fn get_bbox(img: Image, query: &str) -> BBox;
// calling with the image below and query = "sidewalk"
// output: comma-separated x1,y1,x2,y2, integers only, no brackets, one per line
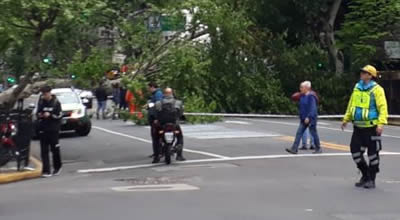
0,143,42,184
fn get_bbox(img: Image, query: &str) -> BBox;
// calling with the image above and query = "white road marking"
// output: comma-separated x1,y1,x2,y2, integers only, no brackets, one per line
180,124,280,140
111,184,199,192
92,126,230,159
186,131,280,139
77,151,400,174
245,119,400,139
225,120,251,125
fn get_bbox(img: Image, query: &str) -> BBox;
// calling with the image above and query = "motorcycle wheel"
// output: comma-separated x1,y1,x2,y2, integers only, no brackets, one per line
165,144,172,165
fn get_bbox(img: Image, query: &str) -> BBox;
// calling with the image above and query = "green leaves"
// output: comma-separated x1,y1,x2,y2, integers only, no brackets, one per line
338,0,400,69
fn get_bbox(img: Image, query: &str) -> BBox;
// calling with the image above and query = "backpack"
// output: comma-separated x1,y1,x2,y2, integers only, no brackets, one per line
159,100,178,124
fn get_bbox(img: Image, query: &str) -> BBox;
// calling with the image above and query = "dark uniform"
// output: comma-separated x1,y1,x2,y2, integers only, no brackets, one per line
37,95,63,175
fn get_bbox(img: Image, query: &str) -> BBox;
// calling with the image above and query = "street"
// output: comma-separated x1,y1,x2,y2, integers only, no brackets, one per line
1,118,400,220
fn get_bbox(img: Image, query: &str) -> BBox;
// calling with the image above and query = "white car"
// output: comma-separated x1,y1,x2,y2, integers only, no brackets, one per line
32,88,92,137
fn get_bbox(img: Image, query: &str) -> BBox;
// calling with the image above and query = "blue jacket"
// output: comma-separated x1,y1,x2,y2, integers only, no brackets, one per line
299,92,318,124
148,89,163,120
150,89,163,103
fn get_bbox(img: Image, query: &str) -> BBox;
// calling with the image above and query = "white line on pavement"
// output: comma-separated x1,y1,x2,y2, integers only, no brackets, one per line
92,126,230,159
245,119,400,139
224,120,251,125
77,151,400,174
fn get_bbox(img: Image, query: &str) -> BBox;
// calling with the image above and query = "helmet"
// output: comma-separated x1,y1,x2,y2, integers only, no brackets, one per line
361,65,378,77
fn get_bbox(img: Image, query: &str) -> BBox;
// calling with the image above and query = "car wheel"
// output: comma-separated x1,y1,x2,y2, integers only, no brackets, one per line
76,121,91,136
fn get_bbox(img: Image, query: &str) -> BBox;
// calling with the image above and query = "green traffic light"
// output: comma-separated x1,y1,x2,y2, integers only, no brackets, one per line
43,58,51,64
71,74,76,79
7,77,16,84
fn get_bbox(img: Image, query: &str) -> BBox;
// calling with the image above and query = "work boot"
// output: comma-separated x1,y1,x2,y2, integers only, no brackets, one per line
355,175,369,187
152,156,160,164
176,151,186,161
285,148,298,154
363,180,376,189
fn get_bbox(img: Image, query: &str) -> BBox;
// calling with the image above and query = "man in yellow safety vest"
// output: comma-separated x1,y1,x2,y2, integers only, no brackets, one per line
341,65,388,189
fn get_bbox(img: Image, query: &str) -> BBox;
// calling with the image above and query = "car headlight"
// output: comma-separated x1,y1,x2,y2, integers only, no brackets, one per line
70,108,85,119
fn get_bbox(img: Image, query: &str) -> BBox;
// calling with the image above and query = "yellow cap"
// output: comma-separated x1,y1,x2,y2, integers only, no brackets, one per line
361,65,378,77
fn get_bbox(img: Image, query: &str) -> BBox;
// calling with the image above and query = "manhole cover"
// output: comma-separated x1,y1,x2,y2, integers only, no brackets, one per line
111,184,199,192
152,163,238,172
114,176,190,185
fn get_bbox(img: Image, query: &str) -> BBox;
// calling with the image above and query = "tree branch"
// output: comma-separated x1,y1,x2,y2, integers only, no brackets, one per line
328,0,342,27
4,20,35,30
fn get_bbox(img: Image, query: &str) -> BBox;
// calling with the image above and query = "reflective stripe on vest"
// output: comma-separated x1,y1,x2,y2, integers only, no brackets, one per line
351,85,378,121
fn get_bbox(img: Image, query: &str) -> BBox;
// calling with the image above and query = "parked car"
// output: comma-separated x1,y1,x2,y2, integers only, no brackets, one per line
32,88,92,138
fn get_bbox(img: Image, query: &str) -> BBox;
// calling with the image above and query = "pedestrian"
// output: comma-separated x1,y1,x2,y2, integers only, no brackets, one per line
119,86,128,110
37,86,63,177
95,82,108,119
147,82,163,163
112,83,121,107
341,65,388,189
286,81,322,154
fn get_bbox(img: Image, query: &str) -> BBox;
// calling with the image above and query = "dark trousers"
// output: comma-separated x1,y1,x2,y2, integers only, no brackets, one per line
40,131,62,174
350,126,381,181
150,121,160,157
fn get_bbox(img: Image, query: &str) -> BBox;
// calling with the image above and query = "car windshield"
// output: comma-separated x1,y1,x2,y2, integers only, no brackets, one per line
55,92,80,104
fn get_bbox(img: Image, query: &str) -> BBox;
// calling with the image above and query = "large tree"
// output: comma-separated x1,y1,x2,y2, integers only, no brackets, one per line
0,0,105,108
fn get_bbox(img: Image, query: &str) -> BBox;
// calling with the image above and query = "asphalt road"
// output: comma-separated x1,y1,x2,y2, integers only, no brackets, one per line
1,117,400,220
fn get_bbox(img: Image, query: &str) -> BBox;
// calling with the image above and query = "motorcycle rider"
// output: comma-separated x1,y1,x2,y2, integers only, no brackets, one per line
37,86,63,177
155,88,186,161
147,82,163,163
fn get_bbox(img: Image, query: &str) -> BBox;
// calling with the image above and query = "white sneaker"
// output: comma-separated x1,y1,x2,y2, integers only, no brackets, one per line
53,168,62,176
41,173,52,178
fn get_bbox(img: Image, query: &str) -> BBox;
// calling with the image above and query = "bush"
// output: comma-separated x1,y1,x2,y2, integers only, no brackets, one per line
183,95,221,124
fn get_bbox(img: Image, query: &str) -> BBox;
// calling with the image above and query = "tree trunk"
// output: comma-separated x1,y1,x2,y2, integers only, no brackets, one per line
321,0,344,75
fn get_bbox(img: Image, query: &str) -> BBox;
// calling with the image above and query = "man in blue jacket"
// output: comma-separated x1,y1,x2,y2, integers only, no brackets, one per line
286,81,322,154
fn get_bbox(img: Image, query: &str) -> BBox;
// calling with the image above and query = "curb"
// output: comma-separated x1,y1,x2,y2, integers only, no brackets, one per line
0,156,42,184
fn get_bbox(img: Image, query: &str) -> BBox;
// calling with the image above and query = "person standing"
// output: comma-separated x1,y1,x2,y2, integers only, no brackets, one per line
147,82,163,163
341,65,388,189
37,86,63,177
95,82,108,119
286,81,322,154
119,86,128,110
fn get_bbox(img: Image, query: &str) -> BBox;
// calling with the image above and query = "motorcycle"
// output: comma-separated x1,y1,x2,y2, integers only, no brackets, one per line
159,123,180,165
0,113,22,170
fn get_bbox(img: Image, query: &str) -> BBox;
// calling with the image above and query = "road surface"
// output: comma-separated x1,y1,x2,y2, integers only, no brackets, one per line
1,118,400,220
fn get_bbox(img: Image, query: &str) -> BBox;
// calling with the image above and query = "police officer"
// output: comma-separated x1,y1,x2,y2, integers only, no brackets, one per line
341,65,388,189
147,82,163,163
37,86,63,177
155,88,186,161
